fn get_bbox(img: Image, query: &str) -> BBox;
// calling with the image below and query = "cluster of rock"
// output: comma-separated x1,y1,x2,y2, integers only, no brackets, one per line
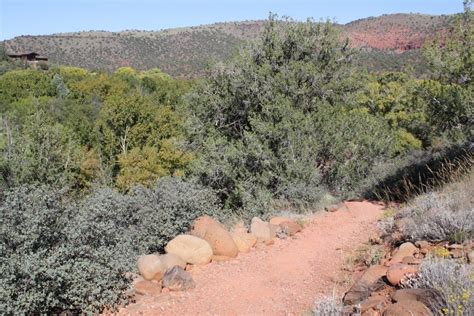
132,215,302,296
343,240,473,315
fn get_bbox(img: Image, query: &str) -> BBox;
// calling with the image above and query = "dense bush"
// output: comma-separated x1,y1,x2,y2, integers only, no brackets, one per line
400,169,473,242
0,177,221,313
408,258,473,315
186,16,400,214
312,294,344,316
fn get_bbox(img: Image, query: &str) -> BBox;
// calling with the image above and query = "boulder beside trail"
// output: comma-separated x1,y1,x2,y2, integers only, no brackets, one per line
383,301,433,316
386,264,418,286
162,266,196,291
392,289,445,313
279,220,302,236
343,265,387,305
250,217,274,242
269,217,292,226
231,231,257,253
137,254,166,281
134,280,162,296
325,202,348,212
390,242,417,264
165,234,213,265
190,216,239,258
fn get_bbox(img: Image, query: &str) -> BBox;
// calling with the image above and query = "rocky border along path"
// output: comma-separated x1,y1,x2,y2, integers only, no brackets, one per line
119,201,385,315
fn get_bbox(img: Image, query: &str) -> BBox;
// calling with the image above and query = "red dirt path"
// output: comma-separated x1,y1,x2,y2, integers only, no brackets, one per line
118,201,385,315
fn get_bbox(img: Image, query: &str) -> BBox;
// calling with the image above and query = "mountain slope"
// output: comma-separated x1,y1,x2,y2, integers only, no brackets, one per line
3,14,453,77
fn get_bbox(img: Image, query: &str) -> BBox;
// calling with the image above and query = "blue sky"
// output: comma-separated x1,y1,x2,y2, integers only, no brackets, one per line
0,0,464,40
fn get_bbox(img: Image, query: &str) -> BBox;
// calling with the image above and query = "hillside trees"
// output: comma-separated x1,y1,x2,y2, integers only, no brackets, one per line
0,66,192,191
421,2,473,143
186,16,398,214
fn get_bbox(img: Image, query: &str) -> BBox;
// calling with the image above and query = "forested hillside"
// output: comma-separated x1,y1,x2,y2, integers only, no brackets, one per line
3,14,452,77
0,4,472,315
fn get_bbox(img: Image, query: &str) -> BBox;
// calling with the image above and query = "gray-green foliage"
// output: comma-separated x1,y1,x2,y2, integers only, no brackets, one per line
0,107,82,189
0,177,221,314
186,15,396,214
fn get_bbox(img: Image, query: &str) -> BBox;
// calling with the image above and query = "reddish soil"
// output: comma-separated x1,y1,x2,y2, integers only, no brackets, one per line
118,201,385,315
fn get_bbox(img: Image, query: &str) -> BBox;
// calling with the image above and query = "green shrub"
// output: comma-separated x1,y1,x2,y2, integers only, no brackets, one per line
401,170,473,243
0,185,130,314
0,177,221,313
408,258,473,315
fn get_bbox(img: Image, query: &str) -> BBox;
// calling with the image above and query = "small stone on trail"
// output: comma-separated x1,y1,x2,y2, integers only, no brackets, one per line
162,266,196,291
134,280,162,296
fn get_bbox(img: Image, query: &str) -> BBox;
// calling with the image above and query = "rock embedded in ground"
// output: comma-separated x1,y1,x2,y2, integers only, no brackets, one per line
190,215,239,258
250,217,274,242
325,202,348,212
231,231,257,253
360,296,387,313
390,242,417,264
280,220,302,236
386,264,418,286
383,301,433,316
269,216,292,226
134,280,162,296
343,265,387,305
165,234,213,265
162,266,196,291
392,288,445,313
137,254,166,281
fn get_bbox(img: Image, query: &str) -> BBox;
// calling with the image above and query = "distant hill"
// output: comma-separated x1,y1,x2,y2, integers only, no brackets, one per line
3,14,453,77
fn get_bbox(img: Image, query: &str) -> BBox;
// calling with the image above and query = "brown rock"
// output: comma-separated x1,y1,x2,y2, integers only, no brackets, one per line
269,216,292,226
190,216,239,258
390,242,416,263
362,308,380,316
250,217,273,242
343,265,387,305
386,264,418,286
468,250,474,263
383,301,432,316
134,280,162,296
415,240,430,249
232,221,248,234
392,288,444,313
160,253,186,270
401,256,416,265
325,202,348,212
279,220,302,236
360,296,387,312
165,234,213,265
231,231,256,253
162,266,195,291
137,254,166,281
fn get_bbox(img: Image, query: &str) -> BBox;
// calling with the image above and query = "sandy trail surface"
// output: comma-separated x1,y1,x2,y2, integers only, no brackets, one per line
118,201,385,315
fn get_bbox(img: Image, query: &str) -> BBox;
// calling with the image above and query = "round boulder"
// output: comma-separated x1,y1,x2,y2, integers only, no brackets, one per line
231,231,257,253
134,280,162,296
391,242,417,264
269,216,292,226
250,217,273,242
387,264,418,286
165,234,213,265
162,266,195,291
383,301,432,316
137,254,166,281
190,216,239,258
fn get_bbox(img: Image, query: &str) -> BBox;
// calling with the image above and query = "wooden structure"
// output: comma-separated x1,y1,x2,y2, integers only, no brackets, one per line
7,52,48,68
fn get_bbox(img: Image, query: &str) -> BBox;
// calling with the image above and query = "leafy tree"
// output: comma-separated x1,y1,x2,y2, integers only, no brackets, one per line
186,15,392,213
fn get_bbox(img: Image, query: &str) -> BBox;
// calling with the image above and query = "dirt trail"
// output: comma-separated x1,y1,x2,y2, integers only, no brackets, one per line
119,201,385,316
